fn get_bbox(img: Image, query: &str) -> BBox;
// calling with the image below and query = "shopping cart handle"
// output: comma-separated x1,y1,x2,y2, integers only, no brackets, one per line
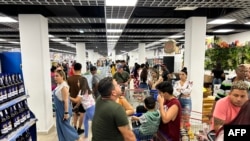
132,113,143,117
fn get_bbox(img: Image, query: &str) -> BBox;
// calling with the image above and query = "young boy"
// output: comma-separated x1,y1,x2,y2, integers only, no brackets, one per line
131,96,161,140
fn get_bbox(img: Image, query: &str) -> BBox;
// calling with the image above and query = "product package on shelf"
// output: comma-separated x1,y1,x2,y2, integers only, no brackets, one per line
0,73,36,141
0,73,25,104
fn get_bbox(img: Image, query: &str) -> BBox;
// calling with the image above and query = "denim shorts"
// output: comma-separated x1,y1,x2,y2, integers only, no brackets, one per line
179,97,192,115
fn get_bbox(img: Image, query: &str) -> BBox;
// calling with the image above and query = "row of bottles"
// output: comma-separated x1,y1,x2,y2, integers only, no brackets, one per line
0,100,30,137
16,130,32,141
0,73,25,104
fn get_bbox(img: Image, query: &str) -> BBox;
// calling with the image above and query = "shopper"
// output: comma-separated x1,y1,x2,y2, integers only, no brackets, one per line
131,96,161,140
70,77,95,141
212,80,249,132
155,81,181,141
139,67,150,90
211,62,224,86
215,100,250,141
113,64,131,86
90,66,101,99
92,77,136,141
67,63,86,134
53,70,83,141
51,65,57,91
173,67,193,129
116,95,135,116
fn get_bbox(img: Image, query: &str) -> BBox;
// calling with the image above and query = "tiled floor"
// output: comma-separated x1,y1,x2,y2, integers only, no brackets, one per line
37,120,92,141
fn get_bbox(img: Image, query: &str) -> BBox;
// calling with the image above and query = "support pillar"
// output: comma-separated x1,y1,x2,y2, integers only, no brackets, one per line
76,43,87,73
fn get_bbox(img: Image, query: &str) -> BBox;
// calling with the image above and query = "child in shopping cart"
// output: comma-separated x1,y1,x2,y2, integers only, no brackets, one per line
131,96,161,141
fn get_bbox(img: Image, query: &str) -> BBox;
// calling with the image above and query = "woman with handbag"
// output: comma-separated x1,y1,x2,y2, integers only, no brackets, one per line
70,77,95,141
173,67,193,129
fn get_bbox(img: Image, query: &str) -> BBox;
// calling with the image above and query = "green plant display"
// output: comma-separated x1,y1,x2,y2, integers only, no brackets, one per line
205,46,250,70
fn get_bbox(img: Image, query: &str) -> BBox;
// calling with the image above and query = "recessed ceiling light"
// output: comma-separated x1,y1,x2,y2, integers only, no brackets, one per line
208,19,236,24
105,0,138,6
0,16,17,23
106,19,128,24
174,7,198,11
213,29,234,33
0,38,6,42
107,29,123,32
107,35,120,38
51,38,64,42
169,35,184,38
79,30,84,33
48,34,54,38
8,41,20,44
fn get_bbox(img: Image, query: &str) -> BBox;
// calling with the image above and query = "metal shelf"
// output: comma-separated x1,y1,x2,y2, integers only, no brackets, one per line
1,118,37,141
0,95,29,111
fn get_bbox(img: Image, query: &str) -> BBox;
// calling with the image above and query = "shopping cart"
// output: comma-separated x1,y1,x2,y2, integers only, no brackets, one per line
188,111,211,141
125,88,150,109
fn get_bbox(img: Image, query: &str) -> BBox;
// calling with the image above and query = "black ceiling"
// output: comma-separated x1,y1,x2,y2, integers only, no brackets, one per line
0,0,250,56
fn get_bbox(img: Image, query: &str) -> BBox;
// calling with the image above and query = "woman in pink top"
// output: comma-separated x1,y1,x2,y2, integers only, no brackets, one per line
70,77,95,140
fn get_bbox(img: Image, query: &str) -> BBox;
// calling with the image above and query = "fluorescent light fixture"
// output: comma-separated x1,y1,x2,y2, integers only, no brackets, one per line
169,35,183,38
178,39,185,42
51,38,64,42
60,42,71,44
107,35,120,38
107,29,123,32
106,19,128,24
213,29,234,33
0,38,6,42
208,19,236,24
244,22,250,25
79,30,84,33
0,17,17,22
48,34,54,38
8,41,20,44
106,0,138,6
174,7,198,11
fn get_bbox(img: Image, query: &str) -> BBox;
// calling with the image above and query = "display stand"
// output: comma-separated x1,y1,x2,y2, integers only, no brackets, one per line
0,52,37,141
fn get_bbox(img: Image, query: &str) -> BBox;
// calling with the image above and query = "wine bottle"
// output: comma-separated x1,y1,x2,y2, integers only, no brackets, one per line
8,74,13,86
2,89,7,103
13,104,20,128
0,89,3,104
0,110,8,135
4,109,12,133
3,74,9,87
25,131,32,141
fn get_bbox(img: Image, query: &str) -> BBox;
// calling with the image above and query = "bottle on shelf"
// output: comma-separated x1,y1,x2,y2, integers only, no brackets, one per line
13,104,21,128
0,74,5,104
3,109,12,133
25,131,32,141
0,110,8,136
8,74,13,86
3,74,9,87
17,102,26,124
2,89,7,103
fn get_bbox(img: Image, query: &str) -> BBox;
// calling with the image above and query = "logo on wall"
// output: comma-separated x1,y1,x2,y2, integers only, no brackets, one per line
164,40,177,54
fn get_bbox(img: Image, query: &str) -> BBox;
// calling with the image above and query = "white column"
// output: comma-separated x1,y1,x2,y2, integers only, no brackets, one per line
87,49,94,64
138,43,146,64
76,43,87,73
184,17,207,120
19,14,53,133
112,49,116,62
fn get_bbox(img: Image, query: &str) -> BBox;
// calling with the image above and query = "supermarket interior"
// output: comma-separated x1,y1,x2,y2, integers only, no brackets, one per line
1,0,250,141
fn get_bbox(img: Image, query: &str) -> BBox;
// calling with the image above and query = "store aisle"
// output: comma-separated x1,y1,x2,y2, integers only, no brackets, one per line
37,120,92,141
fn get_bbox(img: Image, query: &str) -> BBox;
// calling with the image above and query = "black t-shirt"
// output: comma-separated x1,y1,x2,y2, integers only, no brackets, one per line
212,69,224,79
162,70,170,81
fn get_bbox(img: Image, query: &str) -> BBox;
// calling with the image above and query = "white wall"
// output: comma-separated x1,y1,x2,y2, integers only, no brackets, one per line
218,31,250,45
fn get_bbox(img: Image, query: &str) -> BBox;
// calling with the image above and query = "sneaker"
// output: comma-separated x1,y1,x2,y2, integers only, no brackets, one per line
77,128,84,135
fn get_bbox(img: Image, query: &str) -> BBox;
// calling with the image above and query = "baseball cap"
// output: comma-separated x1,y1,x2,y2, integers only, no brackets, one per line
117,64,123,69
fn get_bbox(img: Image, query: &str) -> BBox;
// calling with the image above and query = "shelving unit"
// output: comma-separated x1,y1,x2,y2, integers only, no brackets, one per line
0,95,29,111
2,118,37,141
